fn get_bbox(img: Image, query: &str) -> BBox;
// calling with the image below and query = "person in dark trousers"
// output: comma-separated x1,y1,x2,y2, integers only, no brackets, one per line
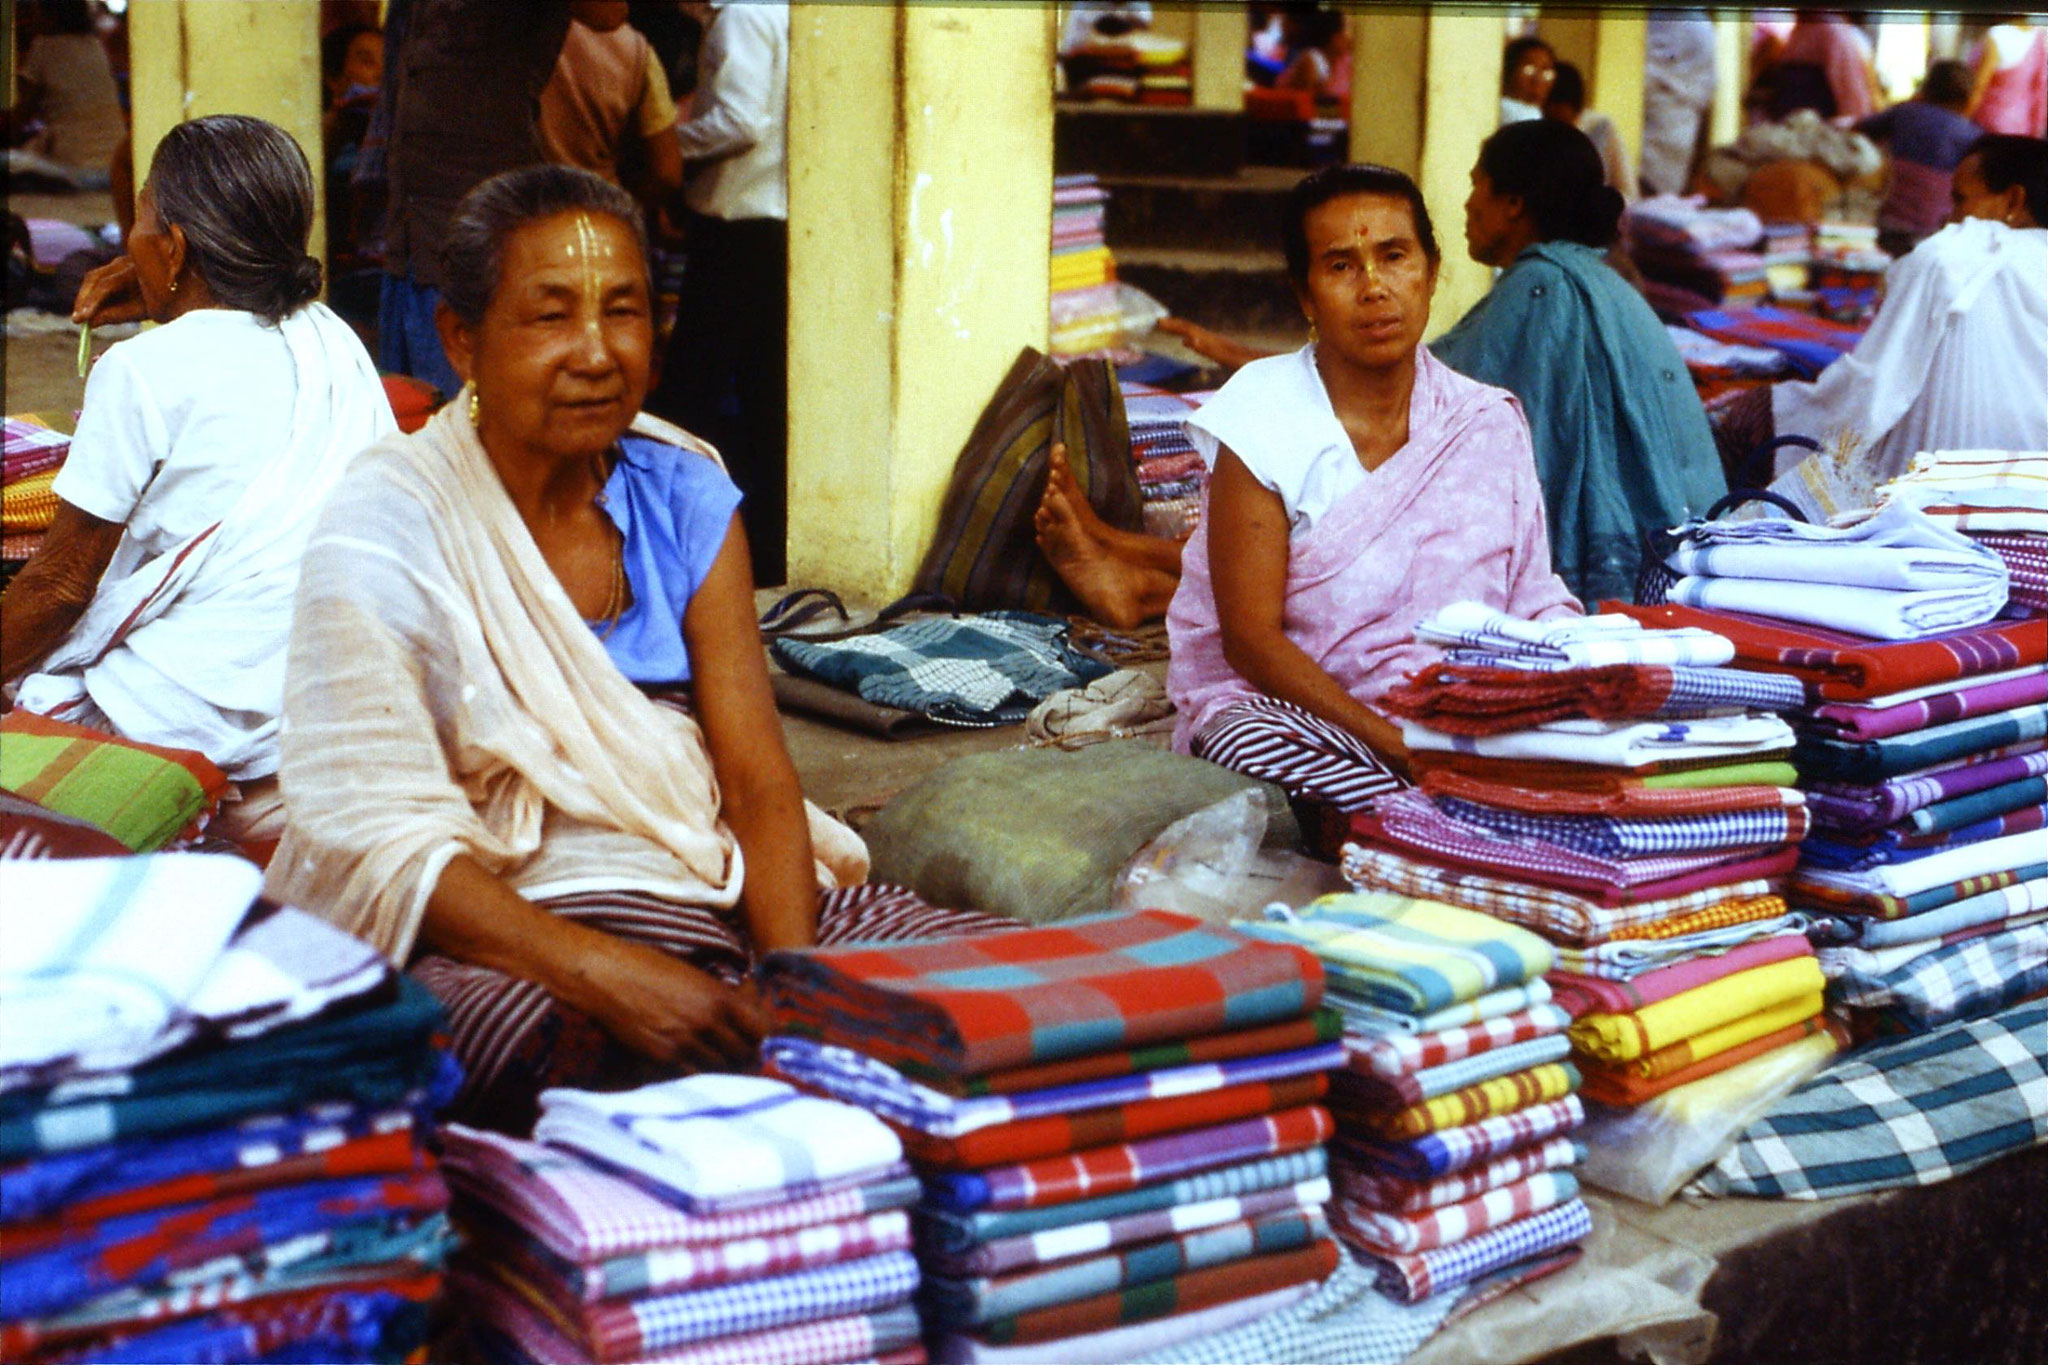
647,1,790,585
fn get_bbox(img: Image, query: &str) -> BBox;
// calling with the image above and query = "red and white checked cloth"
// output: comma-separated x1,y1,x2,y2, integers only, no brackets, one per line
1334,1136,1582,1214
1332,1168,1579,1255
1344,1004,1573,1081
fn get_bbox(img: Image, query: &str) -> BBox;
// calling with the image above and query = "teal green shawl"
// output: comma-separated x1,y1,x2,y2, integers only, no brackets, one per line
1432,242,1727,607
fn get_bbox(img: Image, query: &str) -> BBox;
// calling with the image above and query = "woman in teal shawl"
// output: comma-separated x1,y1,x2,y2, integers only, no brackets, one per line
1433,118,1726,607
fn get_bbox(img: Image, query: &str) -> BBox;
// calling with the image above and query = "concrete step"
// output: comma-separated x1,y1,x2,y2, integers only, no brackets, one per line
1116,246,1301,335
1099,166,1299,253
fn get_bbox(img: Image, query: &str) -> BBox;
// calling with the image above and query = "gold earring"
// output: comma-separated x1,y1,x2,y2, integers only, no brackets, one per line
1308,318,1320,344
168,278,179,295
468,387,481,427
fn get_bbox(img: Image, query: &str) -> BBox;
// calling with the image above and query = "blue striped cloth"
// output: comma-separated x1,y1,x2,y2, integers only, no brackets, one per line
1439,798,1802,858
1363,1198,1594,1302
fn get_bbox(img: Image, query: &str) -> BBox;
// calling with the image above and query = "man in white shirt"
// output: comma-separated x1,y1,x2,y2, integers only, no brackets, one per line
648,0,790,584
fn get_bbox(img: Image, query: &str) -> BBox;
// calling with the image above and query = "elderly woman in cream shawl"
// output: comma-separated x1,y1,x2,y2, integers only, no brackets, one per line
268,165,1009,1132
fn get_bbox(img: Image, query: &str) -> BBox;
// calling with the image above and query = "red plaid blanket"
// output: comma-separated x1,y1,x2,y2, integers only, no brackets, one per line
761,911,1323,1079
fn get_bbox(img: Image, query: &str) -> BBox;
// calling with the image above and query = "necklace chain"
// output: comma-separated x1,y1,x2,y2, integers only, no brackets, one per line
593,447,627,639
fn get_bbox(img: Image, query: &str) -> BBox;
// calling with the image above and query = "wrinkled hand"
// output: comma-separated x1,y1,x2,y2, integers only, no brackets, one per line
569,933,770,1072
1156,316,1230,362
71,257,147,326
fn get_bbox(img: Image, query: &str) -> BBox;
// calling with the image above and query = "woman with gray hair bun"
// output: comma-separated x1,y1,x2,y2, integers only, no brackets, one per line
3,113,394,842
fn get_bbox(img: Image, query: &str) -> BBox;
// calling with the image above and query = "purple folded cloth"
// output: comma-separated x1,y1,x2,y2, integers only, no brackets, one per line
1804,672,2048,743
1808,749,2048,834
1545,932,1814,1018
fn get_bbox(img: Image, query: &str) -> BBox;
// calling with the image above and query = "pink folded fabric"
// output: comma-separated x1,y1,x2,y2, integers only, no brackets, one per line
1344,1004,1575,1081
1545,933,1815,1019
1334,1168,1579,1255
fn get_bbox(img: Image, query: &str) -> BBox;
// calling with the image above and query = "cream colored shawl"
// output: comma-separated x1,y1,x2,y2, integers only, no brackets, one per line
265,400,867,962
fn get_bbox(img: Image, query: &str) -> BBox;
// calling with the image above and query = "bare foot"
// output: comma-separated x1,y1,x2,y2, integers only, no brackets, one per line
1035,477,1149,629
1045,443,1116,544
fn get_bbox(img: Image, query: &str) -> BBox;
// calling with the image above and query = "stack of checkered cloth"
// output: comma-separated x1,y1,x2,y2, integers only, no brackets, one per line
0,855,458,1365
1050,176,1121,359
445,1076,926,1365
1235,895,1592,1305
1120,384,1213,540
1352,604,1837,1111
759,910,1346,1364
2,414,72,581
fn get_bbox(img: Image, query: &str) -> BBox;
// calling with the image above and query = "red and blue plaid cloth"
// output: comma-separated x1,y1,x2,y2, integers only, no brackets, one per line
1683,306,1864,378
1362,1196,1593,1302
1344,1003,1575,1081
1380,661,1807,735
760,910,1324,1079
921,1105,1333,1213
1333,1168,1579,1255
1336,1096,1585,1183
0,1168,448,1323
1832,924,2048,1030
1334,1135,1581,1215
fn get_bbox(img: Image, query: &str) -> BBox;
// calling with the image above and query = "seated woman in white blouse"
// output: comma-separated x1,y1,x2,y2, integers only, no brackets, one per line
1,114,393,839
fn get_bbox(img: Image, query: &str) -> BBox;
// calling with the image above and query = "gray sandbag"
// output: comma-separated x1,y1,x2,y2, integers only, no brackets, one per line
862,739,1301,925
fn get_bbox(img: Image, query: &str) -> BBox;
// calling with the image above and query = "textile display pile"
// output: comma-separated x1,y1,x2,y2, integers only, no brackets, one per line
1120,383,1213,540
1049,175,1120,359
1236,896,1592,1305
443,1077,926,1365
1355,603,1842,1127
0,855,459,1365
1064,30,1193,106
757,910,1354,1364
2,413,72,587
1626,197,1772,309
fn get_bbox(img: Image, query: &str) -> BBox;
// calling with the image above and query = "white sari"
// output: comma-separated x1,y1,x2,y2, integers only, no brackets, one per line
15,303,394,780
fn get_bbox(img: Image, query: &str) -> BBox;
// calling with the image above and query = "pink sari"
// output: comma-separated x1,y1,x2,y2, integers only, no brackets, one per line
1166,347,1578,751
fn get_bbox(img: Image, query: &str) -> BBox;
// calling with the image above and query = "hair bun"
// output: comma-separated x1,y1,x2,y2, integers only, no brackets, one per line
287,253,324,306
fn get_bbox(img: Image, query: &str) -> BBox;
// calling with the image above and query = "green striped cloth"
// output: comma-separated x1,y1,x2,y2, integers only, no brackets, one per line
0,711,226,851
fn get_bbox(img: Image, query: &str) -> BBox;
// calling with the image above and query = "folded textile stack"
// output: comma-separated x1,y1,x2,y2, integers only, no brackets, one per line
1120,384,1214,539
1050,176,1119,358
758,910,1346,1364
1655,499,2011,643
1625,574,2047,1039
1351,604,1832,1112
1627,197,1766,306
1066,31,1191,107
1681,304,1865,379
446,1077,925,1365
1234,895,1592,1305
1872,450,2047,619
0,855,457,1365
2,413,71,582
1663,325,1792,404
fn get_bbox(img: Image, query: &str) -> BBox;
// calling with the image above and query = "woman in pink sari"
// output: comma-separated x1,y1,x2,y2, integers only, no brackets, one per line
1165,164,1579,813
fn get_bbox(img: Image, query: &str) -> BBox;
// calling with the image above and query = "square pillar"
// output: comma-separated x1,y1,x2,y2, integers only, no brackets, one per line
1538,7,1648,181
786,3,1055,602
1711,9,1750,151
126,0,326,268
1189,2,1246,111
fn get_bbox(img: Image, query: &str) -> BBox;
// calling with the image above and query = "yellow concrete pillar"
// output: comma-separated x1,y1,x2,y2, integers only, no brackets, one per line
125,0,325,269
1710,9,1749,151
785,3,1055,602
1537,8,1647,178
1346,9,1427,176
1416,11,1499,338
1189,2,1245,111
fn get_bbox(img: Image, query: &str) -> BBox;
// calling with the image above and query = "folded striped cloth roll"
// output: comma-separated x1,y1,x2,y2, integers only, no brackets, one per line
1547,932,1814,1018
1588,992,1825,1083
1567,956,1825,1064
1348,1063,1580,1141
921,1106,1333,1214
1578,1014,1837,1106
1552,914,1809,980
1344,1003,1573,1080
1328,980,1554,1037
1419,769,1805,819
1378,660,1806,734
923,1207,1329,1329
533,1076,906,1215
922,1178,1332,1280
760,1037,1341,1140
1401,714,1798,770
1832,924,2048,1030
0,468,59,533
1334,1136,1581,1214
1363,1198,1594,1302
1236,894,1553,1015
914,1150,1326,1256
1413,603,1735,669
1334,1169,1579,1255
1339,1097,1585,1184
1805,749,2048,835
1334,1034,1572,1111
1437,798,1810,859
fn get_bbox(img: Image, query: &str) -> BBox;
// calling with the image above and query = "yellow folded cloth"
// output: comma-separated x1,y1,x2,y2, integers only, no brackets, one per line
1369,1062,1578,1140
1,469,60,533
1611,991,1824,1080
1569,954,1825,1064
